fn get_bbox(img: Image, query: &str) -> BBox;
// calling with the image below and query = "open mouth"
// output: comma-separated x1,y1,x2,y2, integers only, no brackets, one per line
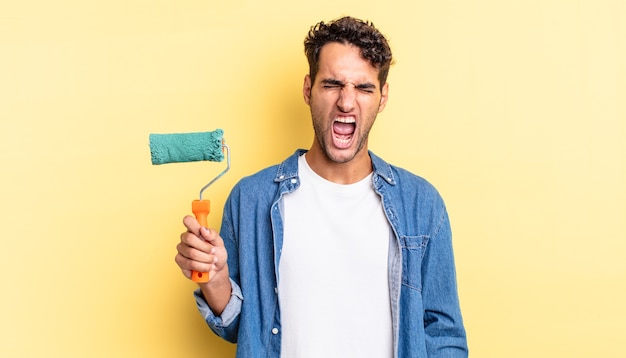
332,117,356,148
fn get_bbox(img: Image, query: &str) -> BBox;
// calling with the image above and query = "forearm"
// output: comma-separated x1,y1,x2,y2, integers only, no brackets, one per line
198,269,233,316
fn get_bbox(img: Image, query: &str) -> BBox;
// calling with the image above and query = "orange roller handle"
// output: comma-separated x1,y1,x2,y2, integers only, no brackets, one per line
191,199,211,283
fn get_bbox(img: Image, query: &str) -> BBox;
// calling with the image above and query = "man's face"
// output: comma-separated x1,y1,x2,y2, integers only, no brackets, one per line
303,42,389,165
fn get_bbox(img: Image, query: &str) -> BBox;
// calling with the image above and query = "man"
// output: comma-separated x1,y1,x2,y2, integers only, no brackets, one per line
175,16,468,357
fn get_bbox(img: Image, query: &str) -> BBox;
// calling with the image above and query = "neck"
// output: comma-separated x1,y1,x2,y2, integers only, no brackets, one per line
304,145,373,185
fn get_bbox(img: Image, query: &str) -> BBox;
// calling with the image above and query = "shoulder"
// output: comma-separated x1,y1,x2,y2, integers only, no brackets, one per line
229,164,279,197
393,165,441,196
229,149,303,196
371,151,442,200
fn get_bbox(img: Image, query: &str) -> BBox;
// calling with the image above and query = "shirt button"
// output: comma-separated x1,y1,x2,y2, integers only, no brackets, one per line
272,328,279,335
290,178,297,184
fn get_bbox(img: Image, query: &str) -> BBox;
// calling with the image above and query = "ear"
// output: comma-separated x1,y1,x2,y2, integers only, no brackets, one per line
377,82,389,113
303,74,312,105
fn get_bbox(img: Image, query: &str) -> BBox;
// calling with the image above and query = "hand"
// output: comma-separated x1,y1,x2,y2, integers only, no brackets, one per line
175,215,229,284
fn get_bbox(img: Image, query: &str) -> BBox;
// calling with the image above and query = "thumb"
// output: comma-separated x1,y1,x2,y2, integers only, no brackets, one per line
200,227,225,247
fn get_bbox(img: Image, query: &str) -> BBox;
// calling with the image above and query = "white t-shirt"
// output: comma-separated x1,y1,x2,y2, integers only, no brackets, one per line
278,154,393,358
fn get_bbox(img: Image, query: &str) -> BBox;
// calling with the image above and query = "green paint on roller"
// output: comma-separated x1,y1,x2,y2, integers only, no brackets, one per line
149,129,224,165
149,128,230,282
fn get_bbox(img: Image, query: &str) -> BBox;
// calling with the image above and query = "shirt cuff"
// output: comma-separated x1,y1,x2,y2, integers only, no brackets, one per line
194,278,243,328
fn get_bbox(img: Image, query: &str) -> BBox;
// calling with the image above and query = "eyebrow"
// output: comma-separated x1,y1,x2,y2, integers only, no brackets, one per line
320,78,377,90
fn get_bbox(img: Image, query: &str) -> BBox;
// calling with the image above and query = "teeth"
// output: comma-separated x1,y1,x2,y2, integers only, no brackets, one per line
335,117,356,124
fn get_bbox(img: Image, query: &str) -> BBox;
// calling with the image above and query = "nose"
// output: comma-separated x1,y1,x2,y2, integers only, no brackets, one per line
336,84,357,112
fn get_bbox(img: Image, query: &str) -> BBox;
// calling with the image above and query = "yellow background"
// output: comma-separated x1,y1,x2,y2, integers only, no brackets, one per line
1,1,625,357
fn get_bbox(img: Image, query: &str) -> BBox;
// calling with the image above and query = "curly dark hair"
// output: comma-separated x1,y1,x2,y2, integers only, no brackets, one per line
304,16,393,87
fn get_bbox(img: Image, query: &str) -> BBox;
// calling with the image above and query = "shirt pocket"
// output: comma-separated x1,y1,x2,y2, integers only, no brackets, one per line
400,235,429,292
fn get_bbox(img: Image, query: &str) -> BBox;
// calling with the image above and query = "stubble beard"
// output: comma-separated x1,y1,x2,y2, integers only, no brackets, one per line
311,112,371,165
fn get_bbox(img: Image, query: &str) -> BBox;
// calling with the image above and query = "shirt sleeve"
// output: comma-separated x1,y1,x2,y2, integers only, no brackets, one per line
193,278,244,342
422,207,468,357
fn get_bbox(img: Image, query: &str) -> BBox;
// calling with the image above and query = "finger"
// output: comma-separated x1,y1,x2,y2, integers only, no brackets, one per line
175,253,213,278
182,215,202,236
180,231,217,264
176,240,214,264
199,227,225,247
180,230,207,248
196,229,228,273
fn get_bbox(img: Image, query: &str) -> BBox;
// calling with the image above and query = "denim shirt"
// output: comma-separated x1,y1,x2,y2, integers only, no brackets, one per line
195,149,468,357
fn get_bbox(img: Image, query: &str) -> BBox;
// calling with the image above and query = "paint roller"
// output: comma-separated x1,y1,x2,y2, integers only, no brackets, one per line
149,129,230,283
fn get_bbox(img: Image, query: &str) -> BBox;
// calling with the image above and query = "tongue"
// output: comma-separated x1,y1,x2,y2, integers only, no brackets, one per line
333,121,355,135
